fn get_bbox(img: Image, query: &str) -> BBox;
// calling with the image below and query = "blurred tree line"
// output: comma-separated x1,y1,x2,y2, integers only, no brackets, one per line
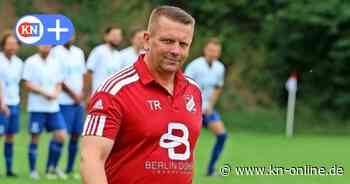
3,0,350,123
157,0,350,122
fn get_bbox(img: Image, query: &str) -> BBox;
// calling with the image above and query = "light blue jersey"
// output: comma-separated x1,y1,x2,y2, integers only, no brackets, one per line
51,45,86,105
0,52,23,106
120,46,139,69
22,54,63,112
86,44,123,92
185,57,225,110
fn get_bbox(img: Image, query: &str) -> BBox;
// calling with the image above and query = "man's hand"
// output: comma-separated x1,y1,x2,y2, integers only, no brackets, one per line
42,92,56,101
204,86,223,116
73,93,84,104
0,103,10,117
62,82,84,104
44,83,62,101
203,105,214,115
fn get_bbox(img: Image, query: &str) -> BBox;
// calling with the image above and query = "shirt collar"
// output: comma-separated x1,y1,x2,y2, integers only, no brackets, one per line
134,54,188,94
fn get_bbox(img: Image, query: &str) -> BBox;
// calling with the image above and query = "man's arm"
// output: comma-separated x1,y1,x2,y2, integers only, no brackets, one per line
0,83,10,116
205,86,223,115
51,83,62,99
85,70,93,97
24,80,55,100
205,65,225,115
62,82,83,104
80,136,114,184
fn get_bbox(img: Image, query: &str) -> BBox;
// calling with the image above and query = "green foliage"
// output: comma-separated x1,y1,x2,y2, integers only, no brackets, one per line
263,0,350,119
5,0,350,125
12,0,37,16
153,0,350,121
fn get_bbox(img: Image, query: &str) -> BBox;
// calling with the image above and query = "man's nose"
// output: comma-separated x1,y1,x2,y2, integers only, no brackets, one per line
170,44,182,55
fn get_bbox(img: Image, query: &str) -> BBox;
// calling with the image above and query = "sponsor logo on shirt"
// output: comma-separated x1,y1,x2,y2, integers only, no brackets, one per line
144,160,193,174
92,99,103,110
159,123,190,160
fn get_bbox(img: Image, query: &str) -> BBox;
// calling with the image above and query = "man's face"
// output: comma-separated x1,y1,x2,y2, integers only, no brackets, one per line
204,42,221,62
131,31,145,50
65,35,75,48
144,16,194,73
3,36,19,56
105,29,122,47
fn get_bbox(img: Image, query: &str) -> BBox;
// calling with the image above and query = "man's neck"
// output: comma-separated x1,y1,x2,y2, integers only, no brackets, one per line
132,45,140,54
39,53,48,61
64,44,71,50
4,53,12,61
144,55,175,95
205,57,214,67
105,43,117,51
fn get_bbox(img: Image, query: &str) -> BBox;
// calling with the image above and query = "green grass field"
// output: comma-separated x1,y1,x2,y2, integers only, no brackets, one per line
0,113,349,184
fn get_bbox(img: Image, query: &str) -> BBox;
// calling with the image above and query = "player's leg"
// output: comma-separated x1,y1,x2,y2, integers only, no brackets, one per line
4,105,20,177
0,112,6,175
65,104,84,175
28,112,44,179
205,111,228,176
59,104,75,173
0,115,4,136
46,112,67,179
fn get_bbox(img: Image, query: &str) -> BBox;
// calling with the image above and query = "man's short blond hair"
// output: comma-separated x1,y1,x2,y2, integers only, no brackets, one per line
147,5,195,34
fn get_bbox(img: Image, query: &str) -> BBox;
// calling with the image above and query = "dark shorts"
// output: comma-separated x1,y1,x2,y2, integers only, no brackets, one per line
0,105,20,135
29,112,66,134
60,104,84,134
202,110,222,128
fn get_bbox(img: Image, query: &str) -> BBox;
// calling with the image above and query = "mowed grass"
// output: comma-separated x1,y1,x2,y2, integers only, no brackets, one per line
0,112,349,184
194,130,350,184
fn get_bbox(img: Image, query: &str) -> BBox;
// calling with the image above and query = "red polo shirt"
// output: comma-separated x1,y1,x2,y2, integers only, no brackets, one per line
83,55,202,184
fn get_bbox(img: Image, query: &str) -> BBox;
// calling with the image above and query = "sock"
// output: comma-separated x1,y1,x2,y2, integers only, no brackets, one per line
208,133,228,175
66,138,79,173
4,142,13,174
28,143,38,172
46,140,55,172
47,139,63,172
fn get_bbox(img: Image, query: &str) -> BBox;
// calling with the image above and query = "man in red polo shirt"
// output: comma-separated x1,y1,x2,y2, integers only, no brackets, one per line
80,5,202,184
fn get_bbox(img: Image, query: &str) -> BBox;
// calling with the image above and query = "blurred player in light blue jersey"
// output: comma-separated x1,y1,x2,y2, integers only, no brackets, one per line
50,35,85,179
86,26,123,93
0,32,22,177
120,27,146,69
185,37,228,176
22,45,67,180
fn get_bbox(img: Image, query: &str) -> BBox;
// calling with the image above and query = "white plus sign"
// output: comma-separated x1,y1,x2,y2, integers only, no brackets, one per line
47,19,69,41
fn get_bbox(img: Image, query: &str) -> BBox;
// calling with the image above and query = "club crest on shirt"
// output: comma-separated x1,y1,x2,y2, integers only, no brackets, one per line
184,94,196,113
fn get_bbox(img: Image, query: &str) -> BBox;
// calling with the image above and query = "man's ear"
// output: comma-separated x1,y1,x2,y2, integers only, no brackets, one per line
143,31,150,51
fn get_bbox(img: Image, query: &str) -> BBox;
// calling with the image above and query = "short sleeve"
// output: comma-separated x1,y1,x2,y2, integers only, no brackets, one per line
86,47,99,72
82,91,123,140
184,62,196,80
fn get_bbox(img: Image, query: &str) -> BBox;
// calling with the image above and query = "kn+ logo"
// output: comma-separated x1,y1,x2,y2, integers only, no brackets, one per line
15,14,74,45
